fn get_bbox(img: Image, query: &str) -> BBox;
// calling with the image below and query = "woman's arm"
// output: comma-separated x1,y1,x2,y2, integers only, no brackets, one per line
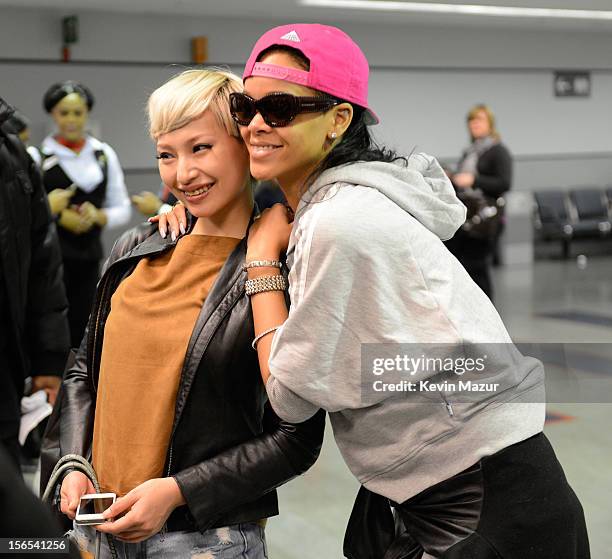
249,265,289,385
95,405,325,541
58,333,95,460
245,204,293,385
172,405,326,533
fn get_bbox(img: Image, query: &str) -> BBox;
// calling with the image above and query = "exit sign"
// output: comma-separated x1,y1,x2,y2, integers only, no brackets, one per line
554,72,591,98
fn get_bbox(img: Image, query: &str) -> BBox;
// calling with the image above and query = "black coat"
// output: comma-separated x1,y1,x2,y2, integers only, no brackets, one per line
0,446,80,558
472,143,513,199
41,214,325,533
0,97,69,434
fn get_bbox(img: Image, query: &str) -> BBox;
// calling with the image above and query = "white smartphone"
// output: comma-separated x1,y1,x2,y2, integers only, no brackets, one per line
75,493,116,525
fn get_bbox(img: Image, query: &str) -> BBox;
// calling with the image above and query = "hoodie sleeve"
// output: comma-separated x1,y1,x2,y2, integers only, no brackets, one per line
265,211,372,422
265,192,439,423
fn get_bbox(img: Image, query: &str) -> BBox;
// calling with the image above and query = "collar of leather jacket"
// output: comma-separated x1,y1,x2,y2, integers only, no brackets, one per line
119,204,260,262
86,205,264,397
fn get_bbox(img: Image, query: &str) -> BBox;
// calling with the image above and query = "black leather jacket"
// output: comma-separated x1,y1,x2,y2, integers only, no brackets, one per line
48,215,325,532
0,98,69,430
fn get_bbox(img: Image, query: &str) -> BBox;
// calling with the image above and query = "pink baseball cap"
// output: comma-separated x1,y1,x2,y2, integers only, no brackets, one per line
243,23,379,125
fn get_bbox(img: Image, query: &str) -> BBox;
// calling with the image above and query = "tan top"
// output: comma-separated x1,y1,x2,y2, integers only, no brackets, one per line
92,234,240,496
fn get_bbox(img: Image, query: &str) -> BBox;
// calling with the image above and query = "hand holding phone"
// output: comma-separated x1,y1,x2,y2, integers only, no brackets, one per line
75,493,117,525
60,471,95,520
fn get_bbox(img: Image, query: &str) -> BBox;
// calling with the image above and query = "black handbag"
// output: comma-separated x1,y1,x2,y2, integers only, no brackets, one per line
456,189,504,240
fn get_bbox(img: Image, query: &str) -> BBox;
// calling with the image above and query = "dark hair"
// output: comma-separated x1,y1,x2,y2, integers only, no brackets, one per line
43,81,95,113
3,109,29,135
256,44,310,70
314,103,406,179
255,45,406,185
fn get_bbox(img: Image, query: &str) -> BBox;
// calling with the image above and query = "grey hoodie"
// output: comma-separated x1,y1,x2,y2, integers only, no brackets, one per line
266,153,545,502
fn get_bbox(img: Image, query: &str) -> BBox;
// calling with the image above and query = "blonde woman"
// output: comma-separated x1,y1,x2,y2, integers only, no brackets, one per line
42,68,324,558
446,104,513,299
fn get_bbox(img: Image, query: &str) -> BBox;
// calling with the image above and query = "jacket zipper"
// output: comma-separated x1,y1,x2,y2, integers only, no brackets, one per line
163,283,244,483
161,443,174,537
440,392,454,417
165,444,174,477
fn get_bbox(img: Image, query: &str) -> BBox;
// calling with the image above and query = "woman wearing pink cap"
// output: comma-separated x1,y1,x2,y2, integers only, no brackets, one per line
160,24,589,559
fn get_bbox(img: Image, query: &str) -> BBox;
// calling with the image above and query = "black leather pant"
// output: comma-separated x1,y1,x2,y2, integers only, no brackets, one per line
392,433,590,558
345,433,590,559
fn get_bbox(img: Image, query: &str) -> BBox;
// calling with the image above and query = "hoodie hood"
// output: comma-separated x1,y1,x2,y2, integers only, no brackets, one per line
302,153,466,241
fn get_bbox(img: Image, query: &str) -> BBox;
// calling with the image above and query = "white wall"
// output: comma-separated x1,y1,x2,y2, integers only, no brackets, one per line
3,6,612,68
2,1,611,258
2,7,611,185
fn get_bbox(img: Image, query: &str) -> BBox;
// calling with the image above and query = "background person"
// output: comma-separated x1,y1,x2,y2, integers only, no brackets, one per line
445,104,513,299
131,183,177,217
36,80,131,346
0,97,69,472
0,107,41,163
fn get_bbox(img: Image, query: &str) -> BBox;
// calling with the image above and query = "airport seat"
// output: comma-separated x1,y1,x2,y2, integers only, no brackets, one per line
533,191,574,258
569,188,612,238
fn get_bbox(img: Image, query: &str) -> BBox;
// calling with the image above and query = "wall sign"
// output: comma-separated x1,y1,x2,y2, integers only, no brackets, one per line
554,72,591,98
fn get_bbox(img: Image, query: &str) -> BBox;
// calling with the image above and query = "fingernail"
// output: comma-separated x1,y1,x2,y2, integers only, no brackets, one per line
147,217,153,222
180,223,186,235
160,227,167,238
171,231,177,242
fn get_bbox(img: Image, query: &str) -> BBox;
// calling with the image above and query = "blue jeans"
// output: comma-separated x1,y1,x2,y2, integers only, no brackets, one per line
70,521,268,558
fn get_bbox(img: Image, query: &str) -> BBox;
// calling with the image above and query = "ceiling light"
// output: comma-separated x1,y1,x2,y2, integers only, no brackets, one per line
300,0,612,21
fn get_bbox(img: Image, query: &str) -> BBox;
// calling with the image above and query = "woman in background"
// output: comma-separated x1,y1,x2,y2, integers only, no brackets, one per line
35,81,131,346
446,104,513,300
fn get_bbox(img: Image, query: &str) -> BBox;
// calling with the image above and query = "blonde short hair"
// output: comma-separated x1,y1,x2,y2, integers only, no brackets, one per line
467,104,500,141
148,68,242,140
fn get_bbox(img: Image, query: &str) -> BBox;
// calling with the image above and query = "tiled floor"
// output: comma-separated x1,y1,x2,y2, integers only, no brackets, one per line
266,256,612,558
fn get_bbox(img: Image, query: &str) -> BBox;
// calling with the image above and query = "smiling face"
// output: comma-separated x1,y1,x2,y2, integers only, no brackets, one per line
240,51,344,194
51,93,88,142
156,110,252,236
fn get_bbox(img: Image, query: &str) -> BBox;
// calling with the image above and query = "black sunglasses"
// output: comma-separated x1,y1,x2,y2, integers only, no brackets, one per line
229,92,339,128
